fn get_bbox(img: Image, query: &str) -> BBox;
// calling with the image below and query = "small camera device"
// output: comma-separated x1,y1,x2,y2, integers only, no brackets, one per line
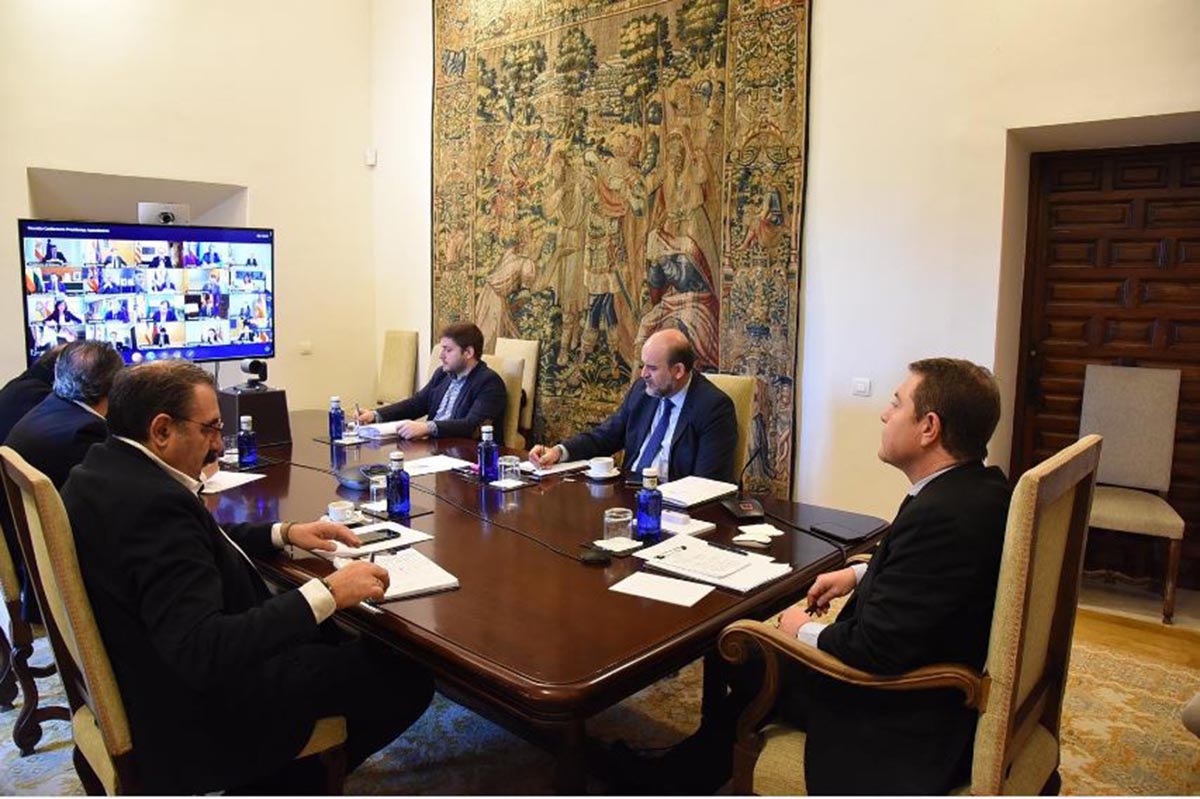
136,202,191,225
234,358,268,392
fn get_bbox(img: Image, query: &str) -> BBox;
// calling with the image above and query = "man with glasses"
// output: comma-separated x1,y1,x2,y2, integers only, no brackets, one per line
61,361,434,794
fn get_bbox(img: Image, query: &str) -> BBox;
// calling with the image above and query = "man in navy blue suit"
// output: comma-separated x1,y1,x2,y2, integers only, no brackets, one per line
529,329,737,482
356,322,509,444
4,341,123,625
5,340,123,489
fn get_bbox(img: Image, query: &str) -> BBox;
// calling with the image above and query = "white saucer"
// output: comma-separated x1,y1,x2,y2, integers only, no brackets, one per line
322,510,369,526
586,468,621,481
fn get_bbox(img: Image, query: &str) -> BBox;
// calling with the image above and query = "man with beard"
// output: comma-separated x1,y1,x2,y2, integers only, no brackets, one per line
61,361,433,793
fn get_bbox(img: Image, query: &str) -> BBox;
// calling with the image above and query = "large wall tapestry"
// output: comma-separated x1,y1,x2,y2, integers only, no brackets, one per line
433,0,809,497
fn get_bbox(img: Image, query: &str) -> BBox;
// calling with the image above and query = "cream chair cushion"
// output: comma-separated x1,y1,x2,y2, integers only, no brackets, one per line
1079,364,1180,492
495,337,539,431
73,706,119,795
483,355,524,450
1089,485,1184,539
378,330,419,404
706,373,755,478
753,724,806,795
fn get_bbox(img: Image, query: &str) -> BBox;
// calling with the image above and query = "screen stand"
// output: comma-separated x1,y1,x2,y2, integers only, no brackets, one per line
218,386,291,446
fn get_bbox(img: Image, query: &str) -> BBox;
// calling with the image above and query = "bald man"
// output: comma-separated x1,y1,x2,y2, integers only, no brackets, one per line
530,329,737,482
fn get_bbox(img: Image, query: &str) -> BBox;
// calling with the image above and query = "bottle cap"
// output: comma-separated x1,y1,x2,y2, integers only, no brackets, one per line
330,395,341,404
642,466,658,479
239,415,252,430
389,451,404,462
481,424,494,439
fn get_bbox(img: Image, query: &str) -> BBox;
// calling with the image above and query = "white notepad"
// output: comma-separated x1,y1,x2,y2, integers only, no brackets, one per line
335,549,459,600
519,459,590,477
610,572,713,607
658,476,738,508
406,455,474,476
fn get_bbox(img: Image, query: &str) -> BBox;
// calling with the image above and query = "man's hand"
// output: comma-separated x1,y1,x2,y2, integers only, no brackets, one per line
288,520,361,552
529,444,561,467
778,605,814,638
356,408,379,425
395,420,431,440
324,561,389,608
805,567,858,617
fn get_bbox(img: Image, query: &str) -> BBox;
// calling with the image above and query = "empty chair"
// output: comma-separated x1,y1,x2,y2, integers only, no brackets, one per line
706,373,756,479
494,337,540,441
719,434,1102,795
483,355,526,450
0,446,349,794
1079,364,1184,623
0,517,68,754
377,330,419,405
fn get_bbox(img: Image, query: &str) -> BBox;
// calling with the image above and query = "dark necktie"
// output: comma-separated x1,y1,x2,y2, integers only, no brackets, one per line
634,398,675,474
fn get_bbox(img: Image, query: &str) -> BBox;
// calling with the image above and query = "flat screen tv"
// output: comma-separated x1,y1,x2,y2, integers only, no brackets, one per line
18,219,274,366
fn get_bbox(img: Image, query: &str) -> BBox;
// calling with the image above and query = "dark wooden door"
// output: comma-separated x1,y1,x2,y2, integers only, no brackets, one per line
1012,142,1200,589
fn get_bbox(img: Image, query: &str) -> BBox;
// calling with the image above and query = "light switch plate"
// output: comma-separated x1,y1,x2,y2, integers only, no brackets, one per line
852,377,872,397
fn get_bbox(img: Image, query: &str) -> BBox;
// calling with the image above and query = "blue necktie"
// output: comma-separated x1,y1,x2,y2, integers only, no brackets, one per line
634,398,675,475
433,379,458,421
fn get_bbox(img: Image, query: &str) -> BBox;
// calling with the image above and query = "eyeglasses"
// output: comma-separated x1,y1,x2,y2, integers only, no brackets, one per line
174,416,225,435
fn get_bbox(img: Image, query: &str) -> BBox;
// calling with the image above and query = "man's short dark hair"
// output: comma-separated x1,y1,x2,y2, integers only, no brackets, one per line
441,322,484,359
908,358,1001,462
53,341,125,404
664,334,696,372
107,361,216,441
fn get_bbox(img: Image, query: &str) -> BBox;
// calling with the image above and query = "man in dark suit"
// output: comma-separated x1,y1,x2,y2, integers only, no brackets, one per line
5,340,123,489
357,322,509,444
0,345,64,623
61,361,433,794
631,357,1010,794
529,329,737,482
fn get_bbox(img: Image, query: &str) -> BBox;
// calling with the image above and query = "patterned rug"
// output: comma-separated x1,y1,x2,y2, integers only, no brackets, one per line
3,630,1197,795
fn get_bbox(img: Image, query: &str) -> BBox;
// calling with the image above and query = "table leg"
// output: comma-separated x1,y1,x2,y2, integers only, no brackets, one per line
553,719,587,794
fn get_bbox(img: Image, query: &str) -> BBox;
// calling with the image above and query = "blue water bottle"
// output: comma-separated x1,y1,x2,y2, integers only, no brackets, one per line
386,451,411,516
478,424,499,482
328,395,345,441
237,415,258,468
636,466,663,544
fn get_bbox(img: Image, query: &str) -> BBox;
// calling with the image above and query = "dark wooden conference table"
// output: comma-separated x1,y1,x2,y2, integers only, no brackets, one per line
204,410,887,792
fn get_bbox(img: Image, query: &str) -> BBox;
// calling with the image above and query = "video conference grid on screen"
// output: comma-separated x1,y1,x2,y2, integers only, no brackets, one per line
19,220,274,366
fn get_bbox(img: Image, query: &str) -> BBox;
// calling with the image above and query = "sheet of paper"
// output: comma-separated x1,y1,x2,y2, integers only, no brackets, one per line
201,470,266,493
647,541,749,578
609,571,713,607
406,455,474,476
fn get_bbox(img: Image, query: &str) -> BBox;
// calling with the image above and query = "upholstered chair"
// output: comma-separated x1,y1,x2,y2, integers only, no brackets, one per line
377,329,419,405
0,516,69,754
483,354,526,450
494,337,540,440
706,373,756,479
719,434,1103,795
0,446,349,794
1078,364,1184,623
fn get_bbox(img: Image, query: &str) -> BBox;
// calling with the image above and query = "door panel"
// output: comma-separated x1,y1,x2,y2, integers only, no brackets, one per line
1012,143,1200,588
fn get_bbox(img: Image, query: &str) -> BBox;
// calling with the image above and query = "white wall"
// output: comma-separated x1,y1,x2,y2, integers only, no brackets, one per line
798,0,1200,518
371,0,434,385
0,0,377,410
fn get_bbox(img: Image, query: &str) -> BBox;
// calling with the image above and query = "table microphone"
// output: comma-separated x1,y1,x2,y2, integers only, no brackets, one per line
721,446,766,520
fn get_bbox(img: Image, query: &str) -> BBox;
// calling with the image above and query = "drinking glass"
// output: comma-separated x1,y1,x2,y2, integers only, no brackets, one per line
368,476,387,505
603,508,633,539
498,455,521,482
343,415,359,438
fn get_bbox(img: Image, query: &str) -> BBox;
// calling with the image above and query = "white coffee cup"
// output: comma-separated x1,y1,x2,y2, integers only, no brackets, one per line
327,500,355,523
588,456,615,478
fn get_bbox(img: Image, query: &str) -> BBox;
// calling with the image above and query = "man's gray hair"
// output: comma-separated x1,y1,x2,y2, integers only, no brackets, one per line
53,340,125,404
